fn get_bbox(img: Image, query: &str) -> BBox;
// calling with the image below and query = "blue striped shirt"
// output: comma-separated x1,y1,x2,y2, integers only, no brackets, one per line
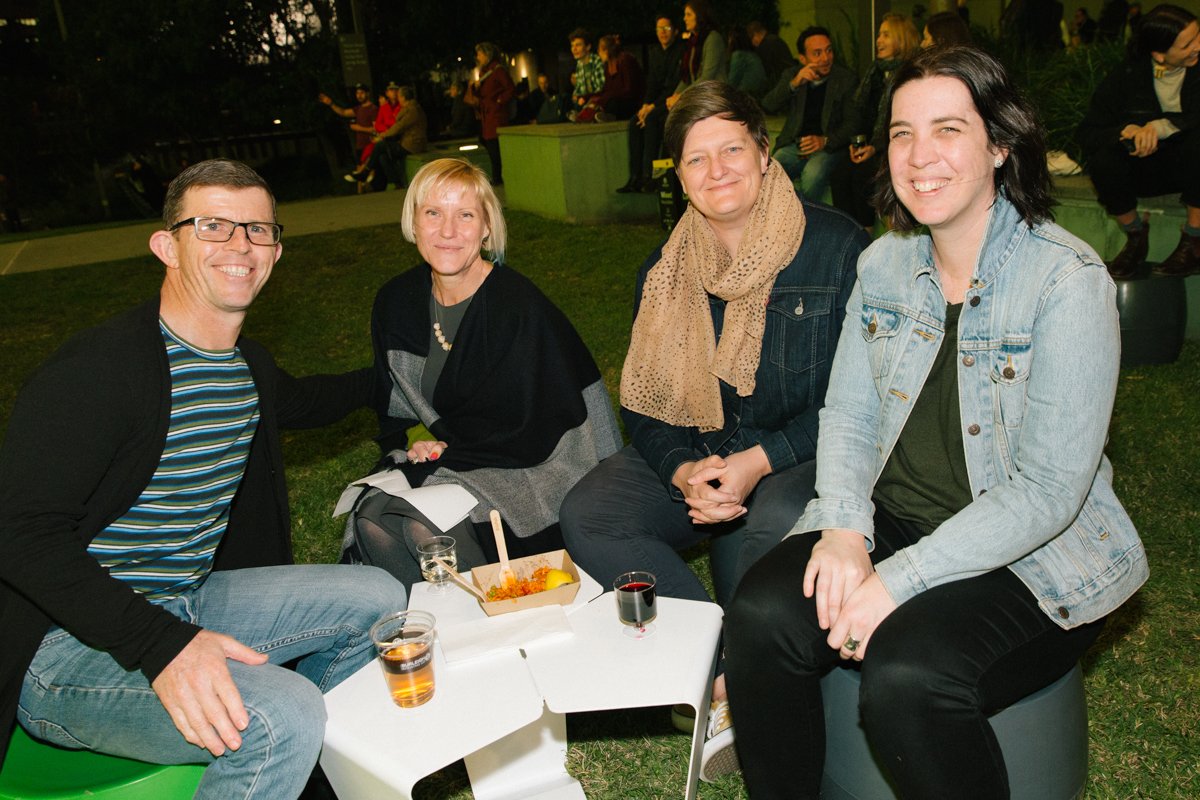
88,322,259,601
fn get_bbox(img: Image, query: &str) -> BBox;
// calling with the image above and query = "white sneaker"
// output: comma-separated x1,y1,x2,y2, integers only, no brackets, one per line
699,699,739,782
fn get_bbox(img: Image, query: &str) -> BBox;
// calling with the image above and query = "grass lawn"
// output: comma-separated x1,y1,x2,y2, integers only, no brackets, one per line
1,212,1196,799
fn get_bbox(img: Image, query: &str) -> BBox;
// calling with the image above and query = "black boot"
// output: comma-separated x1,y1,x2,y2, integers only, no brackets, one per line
1153,229,1200,277
1107,216,1149,280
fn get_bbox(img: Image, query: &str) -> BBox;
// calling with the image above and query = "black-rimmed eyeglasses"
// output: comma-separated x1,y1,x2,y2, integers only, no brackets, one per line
168,216,283,246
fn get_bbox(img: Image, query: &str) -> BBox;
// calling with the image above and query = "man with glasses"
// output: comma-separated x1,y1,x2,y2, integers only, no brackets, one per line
0,159,407,798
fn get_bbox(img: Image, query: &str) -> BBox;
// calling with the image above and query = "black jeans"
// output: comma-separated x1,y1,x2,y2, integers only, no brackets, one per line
626,106,668,181
1084,128,1200,215
724,510,1105,800
560,445,816,607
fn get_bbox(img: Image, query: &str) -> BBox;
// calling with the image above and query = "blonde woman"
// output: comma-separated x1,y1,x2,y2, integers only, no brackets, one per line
832,13,921,227
346,158,620,590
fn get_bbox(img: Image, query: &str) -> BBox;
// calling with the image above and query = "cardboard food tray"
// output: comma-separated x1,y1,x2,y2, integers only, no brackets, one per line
469,549,581,616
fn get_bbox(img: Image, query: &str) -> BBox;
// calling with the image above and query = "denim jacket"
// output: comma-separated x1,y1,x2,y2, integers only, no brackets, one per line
623,198,869,493
794,195,1148,628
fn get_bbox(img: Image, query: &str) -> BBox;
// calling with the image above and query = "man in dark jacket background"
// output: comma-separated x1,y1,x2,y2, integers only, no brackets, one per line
617,12,685,193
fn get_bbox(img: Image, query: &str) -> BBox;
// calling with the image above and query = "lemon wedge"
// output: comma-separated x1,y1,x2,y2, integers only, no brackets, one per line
544,568,574,590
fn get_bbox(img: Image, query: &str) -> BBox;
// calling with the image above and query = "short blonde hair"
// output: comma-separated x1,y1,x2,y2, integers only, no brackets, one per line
400,158,507,263
880,13,921,61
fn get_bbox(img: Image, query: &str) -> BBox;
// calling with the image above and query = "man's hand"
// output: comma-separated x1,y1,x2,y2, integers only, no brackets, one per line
665,93,681,111
636,103,655,127
318,93,333,105
151,630,268,757
799,135,827,156
1120,123,1159,157
790,63,824,89
849,143,876,164
803,528,872,630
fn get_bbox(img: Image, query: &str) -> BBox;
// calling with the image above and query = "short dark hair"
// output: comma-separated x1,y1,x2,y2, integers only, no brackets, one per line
664,80,768,166
398,85,417,101
746,20,768,37
1134,3,1196,59
162,159,274,228
598,34,622,55
796,25,833,56
924,11,973,47
569,27,592,46
874,46,1053,231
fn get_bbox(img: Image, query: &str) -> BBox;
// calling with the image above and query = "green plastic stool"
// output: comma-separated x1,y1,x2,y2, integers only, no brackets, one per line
0,725,205,799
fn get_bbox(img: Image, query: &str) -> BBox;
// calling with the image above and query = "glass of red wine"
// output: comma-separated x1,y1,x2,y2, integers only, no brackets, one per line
614,571,657,639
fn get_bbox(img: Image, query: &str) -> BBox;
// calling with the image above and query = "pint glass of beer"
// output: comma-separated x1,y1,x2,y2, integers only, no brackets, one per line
370,610,437,708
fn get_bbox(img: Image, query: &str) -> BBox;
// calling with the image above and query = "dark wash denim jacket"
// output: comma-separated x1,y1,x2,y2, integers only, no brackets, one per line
622,197,869,492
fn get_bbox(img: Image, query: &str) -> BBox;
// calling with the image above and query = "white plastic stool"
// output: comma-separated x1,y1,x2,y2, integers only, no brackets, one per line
819,663,1088,800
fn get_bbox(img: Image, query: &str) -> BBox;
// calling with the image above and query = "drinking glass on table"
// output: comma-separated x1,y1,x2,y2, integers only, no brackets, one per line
371,610,437,708
417,535,457,593
614,570,657,639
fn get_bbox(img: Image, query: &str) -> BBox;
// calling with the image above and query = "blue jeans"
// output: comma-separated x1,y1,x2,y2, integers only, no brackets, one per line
18,565,406,800
773,145,838,204
560,445,816,607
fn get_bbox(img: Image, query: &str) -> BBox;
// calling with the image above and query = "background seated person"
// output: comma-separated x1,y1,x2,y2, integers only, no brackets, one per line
760,25,857,201
725,46,1148,799
576,35,645,122
1076,3,1200,278
569,27,606,115
346,158,621,591
617,13,684,193
561,81,867,782
349,85,428,189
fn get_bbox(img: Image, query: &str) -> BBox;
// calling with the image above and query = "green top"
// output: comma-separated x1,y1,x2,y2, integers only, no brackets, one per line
874,302,973,532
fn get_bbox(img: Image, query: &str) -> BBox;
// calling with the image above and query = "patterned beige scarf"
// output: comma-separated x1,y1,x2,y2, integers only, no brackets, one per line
621,159,805,432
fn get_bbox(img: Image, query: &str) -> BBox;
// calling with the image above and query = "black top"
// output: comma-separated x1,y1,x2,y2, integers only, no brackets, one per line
874,302,972,530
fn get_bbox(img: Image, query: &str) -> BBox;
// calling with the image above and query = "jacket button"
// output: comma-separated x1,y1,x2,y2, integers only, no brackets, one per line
1003,366,1016,379
867,321,877,335
969,296,981,307
967,423,981,435
962,354,975,367
1057,606,1070,619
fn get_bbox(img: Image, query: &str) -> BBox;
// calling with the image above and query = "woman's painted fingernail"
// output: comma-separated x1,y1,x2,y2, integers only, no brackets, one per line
430,451,440,460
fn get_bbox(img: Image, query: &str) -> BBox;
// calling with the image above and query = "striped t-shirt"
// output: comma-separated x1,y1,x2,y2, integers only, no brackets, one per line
87,322,260,602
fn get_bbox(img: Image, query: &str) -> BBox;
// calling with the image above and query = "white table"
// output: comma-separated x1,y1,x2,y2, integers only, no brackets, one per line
320,569,723,800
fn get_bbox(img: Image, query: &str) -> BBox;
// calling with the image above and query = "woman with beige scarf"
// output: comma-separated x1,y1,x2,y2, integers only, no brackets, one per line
561,81,868,782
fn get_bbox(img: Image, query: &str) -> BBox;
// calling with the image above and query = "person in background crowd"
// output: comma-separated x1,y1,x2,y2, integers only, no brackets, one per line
1076,3,1200,278
319,84,378,171
761,25,858,201
726,26,769,99
617,12,685,193
666,0,726,112
747,20,797,81
922,10,974,48
832,13,921,228
466,42,516,186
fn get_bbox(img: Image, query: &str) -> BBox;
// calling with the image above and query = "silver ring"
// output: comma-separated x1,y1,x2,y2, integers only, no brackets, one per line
842,635,860,653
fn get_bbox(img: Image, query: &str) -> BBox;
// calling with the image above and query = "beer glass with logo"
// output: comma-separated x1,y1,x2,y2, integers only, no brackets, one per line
370,610,437,708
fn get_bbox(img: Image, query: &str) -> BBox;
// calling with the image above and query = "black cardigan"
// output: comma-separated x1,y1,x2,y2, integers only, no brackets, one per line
0,298,372,765
1077,57,1200,156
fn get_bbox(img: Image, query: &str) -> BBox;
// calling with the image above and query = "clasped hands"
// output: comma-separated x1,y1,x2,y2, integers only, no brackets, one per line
803,528,897,661
672,446,770,525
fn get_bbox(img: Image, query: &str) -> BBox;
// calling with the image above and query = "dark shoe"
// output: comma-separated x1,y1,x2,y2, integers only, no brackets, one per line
1106,216,1150,280
1153,230,1200,277
616,178,641,194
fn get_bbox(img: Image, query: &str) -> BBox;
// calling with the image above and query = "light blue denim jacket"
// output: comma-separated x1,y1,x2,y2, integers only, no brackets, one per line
792,195,1148,628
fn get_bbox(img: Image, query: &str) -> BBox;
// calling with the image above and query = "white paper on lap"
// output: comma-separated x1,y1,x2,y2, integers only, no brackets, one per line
332,470,478,532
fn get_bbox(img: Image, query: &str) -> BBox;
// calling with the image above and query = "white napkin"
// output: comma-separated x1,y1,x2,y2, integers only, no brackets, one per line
437,605,574,664
333,470,477,532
